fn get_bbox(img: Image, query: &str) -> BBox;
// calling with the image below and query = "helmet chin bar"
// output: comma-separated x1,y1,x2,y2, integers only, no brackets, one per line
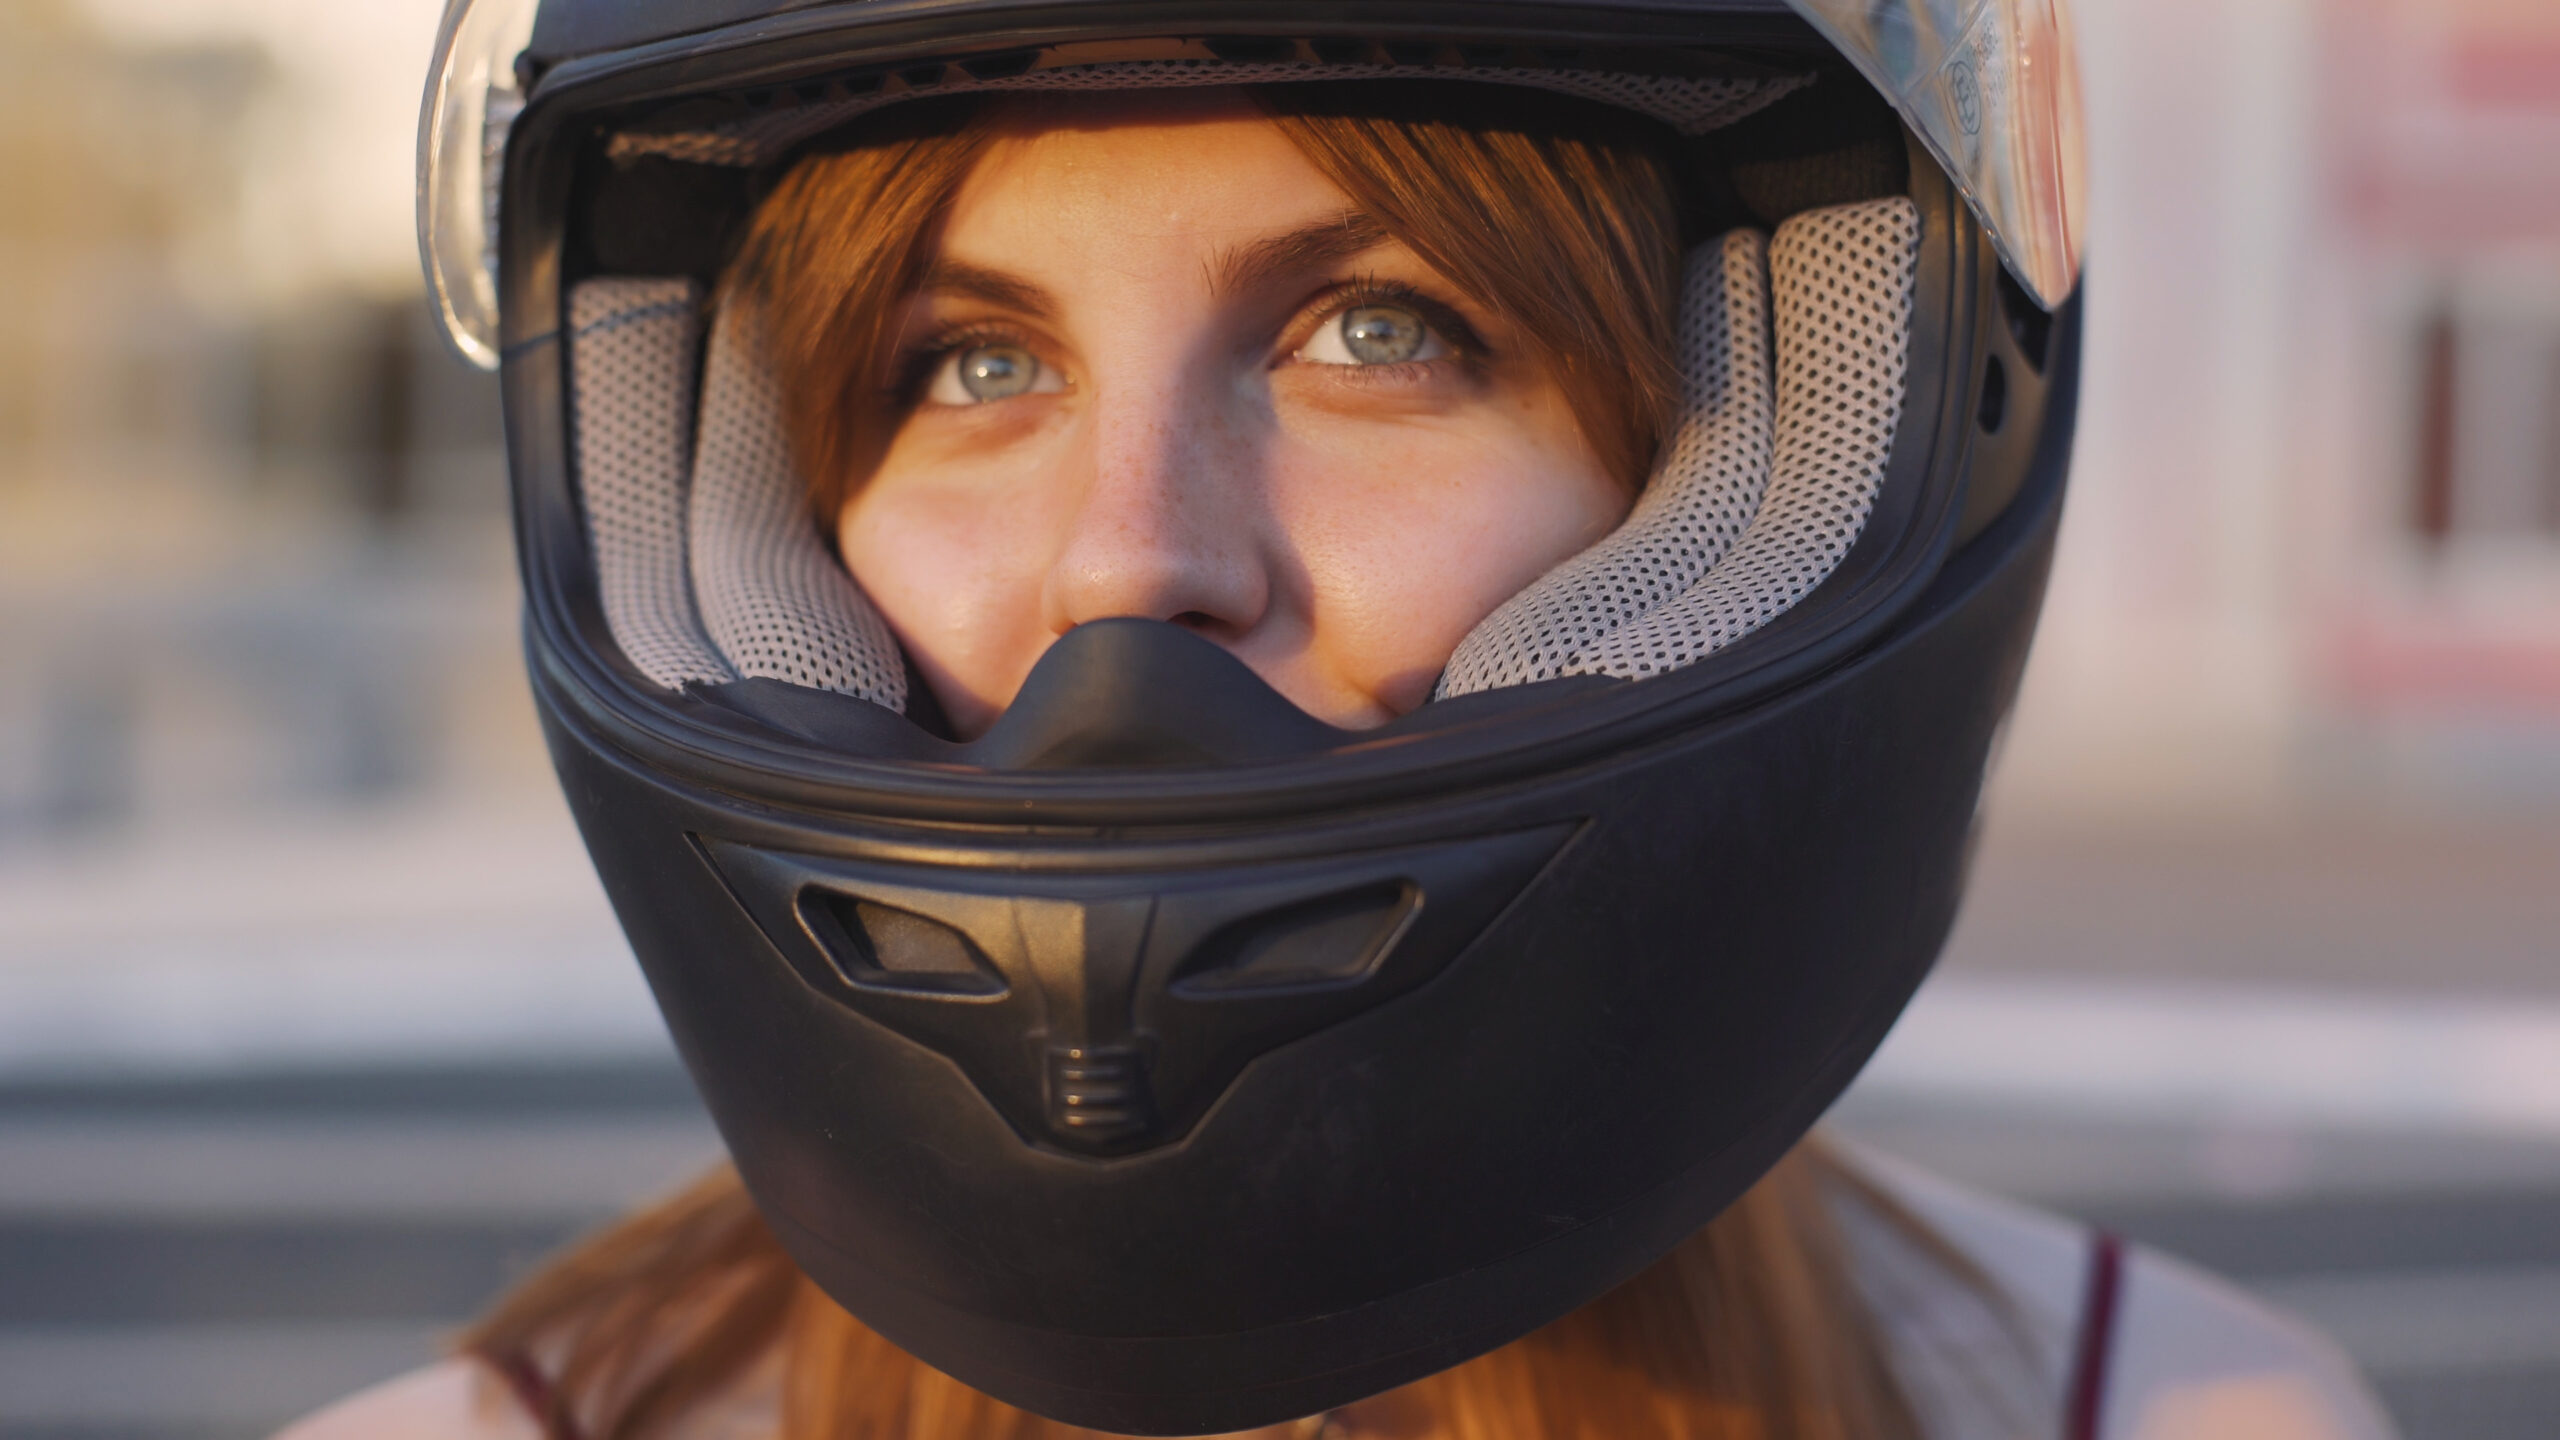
702,751,1579,1156
498,4,2083,1430
535,367,2077,1428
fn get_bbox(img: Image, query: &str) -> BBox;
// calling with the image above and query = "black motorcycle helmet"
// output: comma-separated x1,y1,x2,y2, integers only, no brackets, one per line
420,2,2085,1432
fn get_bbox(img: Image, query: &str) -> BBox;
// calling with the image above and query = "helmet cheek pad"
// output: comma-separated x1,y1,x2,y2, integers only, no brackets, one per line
489,9,2081,1434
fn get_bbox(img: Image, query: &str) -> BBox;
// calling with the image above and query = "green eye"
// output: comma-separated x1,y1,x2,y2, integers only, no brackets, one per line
957,344,1037,400
1338,306,1425,364
1298,302,1450,368
925,341,1064,405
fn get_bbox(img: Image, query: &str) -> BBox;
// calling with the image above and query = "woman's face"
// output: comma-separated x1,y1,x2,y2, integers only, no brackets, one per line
836,90,1630,737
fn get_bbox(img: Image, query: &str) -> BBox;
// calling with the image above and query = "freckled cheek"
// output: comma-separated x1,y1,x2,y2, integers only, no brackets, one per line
1268,425,1621,697
837,473,1057,689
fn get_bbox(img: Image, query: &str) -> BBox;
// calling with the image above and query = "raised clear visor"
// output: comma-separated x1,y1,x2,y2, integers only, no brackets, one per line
1786,0,2085,308
417,0,539,370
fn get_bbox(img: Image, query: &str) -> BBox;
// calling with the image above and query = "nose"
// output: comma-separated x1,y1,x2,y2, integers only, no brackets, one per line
1039,374,1271,639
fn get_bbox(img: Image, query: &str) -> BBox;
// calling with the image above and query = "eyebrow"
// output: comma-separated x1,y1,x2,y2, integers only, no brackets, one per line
917,259,1057,319
1210,211,1395,298
915,212,1396,317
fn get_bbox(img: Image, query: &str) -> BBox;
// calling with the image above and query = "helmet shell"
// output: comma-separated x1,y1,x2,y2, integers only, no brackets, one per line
487,3,2084,1429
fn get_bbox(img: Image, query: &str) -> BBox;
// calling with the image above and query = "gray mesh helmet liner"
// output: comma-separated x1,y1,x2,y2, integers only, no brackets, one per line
687,302,909,708
566,278,733,688
1442,196,1918,692
566,200,1916,715
609,57,1812,168
1436,228,1775,694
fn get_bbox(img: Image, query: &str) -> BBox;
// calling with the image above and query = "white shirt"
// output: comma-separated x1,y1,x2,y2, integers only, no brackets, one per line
1840,1143,2400,1440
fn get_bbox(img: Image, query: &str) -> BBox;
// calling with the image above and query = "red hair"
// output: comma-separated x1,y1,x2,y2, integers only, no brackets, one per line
724,84,1685,525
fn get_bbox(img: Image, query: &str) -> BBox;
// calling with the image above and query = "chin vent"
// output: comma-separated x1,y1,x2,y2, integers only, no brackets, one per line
705,824,1574,1155
802,893,1007,998
1172,883,1418,996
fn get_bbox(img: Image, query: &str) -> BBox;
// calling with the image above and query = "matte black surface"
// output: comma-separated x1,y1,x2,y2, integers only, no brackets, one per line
530,0,1818,69
548,400,2068,1427
704,620,1357,767
703,820,1577,1154
703,631,1630,766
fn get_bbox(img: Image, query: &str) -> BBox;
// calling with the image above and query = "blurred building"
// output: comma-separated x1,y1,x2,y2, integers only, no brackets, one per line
0,0,527,846
2314,0,2560,795
2002,0,2560,818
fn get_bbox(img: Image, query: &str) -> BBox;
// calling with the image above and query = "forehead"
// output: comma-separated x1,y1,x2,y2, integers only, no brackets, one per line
939,88,1357,259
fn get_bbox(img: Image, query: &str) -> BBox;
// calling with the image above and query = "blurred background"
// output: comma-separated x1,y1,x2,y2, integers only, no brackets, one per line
0,0,2553,1435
